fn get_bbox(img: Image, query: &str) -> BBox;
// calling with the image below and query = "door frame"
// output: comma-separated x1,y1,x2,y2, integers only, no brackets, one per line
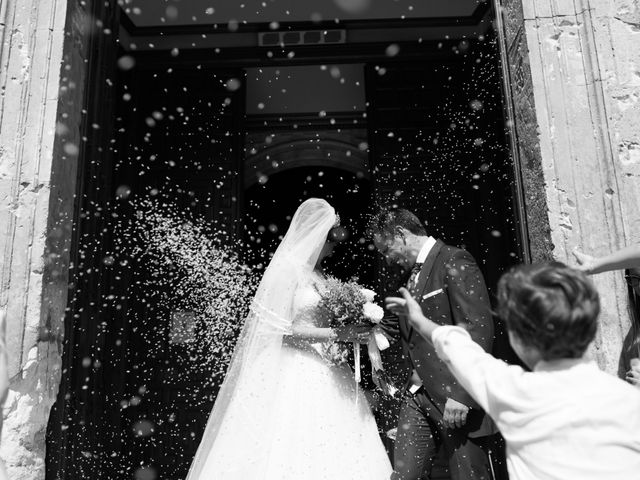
48,2,548,478
492,0,553,263
46,1,122,478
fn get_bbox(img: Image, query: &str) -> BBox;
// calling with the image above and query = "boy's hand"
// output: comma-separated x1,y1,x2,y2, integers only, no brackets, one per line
385,288,439,339
443,397,469,429
385,287,423,323
626,358,640,388
626,369,640,387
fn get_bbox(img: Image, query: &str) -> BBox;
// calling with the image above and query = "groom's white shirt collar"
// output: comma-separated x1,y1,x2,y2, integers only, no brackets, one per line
415,236,436,265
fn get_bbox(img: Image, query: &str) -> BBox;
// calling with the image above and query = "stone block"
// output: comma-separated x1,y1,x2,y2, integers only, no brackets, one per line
531,0,554,19
1,341,60,480
551,0,579,17
521,0,537,20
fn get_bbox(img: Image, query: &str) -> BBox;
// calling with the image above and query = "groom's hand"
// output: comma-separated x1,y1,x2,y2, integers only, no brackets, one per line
443,398,469,429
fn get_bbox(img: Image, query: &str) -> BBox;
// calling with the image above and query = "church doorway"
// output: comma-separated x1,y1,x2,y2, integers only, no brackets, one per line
48,1,527,479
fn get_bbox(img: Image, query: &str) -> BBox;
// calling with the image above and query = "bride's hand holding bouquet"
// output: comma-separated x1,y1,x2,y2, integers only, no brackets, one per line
318,277,384,346
318,277,395,395
333,324,373,344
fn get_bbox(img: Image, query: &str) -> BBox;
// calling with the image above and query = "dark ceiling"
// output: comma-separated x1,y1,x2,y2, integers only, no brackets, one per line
123,0,484,27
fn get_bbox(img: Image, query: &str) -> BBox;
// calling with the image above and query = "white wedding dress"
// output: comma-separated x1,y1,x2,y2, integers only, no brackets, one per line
186,198,392,480
263,273,392,479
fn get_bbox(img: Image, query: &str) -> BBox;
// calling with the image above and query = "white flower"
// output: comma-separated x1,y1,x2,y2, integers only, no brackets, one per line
373,328,390,350
363,302,384,324
360,288,376,303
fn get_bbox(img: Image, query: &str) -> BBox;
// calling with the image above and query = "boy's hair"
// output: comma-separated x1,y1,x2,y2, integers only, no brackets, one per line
369,207,427,238
496,262,600,361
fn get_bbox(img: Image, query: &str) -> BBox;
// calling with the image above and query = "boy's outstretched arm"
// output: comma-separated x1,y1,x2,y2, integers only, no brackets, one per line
573,244,640,274
386,288,516,413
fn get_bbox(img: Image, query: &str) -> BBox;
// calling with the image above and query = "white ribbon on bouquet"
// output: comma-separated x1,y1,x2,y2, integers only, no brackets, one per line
353,326,390,385
352,291,398,399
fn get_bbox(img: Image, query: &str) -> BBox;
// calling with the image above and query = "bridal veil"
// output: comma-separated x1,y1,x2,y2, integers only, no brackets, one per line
186,198,337,479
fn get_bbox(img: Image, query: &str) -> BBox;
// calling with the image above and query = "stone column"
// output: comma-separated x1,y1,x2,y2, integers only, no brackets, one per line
0,0,75,478
520,0,640,373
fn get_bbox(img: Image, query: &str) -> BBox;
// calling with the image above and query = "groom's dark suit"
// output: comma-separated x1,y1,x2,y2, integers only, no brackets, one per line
391,239,498,480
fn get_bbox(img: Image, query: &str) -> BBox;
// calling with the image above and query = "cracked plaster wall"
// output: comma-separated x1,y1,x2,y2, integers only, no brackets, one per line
0,0,87,479
521,0,640,373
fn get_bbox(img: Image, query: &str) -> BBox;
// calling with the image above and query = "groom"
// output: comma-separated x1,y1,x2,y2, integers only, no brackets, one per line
372,208,499,480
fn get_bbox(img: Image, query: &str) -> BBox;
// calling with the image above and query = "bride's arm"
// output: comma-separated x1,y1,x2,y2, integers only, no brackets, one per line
290,324,336,341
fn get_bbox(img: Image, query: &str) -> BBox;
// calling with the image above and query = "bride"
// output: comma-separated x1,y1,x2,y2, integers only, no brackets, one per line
186,198,392,479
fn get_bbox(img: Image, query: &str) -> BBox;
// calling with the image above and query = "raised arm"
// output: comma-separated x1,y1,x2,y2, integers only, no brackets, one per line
573,244,640,274
385,289,514,413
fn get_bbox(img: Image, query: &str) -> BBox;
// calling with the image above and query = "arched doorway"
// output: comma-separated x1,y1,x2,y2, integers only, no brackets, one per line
48,2,528,479
242,127,373,278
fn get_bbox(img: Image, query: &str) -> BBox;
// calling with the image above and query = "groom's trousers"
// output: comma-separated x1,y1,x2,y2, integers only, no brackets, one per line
391,388,507,480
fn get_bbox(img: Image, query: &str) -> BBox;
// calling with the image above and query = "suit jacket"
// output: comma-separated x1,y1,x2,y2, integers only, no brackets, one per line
399,239,495,437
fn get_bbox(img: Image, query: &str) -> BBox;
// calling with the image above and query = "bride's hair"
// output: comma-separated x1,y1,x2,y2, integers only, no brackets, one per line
327,225,349,243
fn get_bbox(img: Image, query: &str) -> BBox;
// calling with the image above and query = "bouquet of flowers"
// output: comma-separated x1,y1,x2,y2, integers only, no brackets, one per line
318,276,397,396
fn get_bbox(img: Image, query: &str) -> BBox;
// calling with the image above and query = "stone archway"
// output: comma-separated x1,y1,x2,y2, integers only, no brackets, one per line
244,130,370,188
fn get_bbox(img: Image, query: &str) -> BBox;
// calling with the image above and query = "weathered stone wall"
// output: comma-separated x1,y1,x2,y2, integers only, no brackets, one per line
519,0,640,373
0,0,637,478
0,0,87,478
591,0,640,237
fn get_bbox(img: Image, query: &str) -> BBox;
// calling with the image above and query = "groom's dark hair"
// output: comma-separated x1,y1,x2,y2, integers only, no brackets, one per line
369,207,427,238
